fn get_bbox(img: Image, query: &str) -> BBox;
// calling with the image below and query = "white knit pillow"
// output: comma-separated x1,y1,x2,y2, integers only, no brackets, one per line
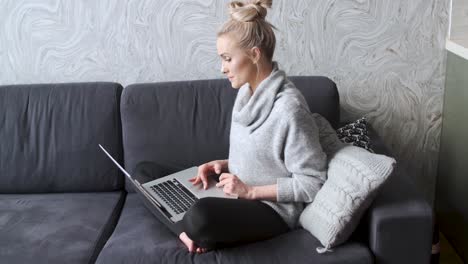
299,145,396,253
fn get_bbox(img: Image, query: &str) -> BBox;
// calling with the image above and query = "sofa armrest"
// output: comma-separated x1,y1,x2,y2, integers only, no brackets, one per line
365,126,433,264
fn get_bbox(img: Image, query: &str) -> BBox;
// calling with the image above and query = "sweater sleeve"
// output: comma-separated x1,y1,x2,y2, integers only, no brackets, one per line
276,107,327,203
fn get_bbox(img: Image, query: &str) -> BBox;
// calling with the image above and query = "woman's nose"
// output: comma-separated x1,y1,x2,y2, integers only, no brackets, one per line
220,64,227,74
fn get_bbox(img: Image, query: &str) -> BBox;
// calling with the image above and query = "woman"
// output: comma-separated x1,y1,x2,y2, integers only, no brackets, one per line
176,0,327,253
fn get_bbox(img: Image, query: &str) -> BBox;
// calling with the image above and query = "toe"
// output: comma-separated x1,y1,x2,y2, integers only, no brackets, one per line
189,244,196,253
179,232,197,253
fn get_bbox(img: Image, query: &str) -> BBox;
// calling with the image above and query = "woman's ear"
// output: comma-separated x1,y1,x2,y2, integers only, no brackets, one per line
250,47,261,64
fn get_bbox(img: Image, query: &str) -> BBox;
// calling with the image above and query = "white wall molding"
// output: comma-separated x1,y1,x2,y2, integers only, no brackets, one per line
446,40,468,60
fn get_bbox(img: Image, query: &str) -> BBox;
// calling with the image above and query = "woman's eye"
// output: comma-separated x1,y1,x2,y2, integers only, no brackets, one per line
225,58,231,62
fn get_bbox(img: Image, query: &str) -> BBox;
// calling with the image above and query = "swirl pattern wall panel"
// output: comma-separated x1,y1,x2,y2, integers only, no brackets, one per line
0,0,449,201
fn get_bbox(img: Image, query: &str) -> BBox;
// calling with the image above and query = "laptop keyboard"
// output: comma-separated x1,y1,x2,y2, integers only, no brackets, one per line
150,179,198,215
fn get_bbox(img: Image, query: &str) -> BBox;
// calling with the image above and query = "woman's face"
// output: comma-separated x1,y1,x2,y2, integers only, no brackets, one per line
216,34,256,89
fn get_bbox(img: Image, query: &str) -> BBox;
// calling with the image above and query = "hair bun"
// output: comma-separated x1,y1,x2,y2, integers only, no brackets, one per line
229,0,272,22
254,0,272,10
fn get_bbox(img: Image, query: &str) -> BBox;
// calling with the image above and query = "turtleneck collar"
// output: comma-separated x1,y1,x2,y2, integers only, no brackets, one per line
232,61,286,132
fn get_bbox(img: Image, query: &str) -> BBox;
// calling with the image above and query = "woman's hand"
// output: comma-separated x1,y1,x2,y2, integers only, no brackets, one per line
215,173,254,199
189,160,228,190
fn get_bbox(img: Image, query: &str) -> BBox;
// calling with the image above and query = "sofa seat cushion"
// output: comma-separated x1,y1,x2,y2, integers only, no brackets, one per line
0,192,125,264
96,193,373,264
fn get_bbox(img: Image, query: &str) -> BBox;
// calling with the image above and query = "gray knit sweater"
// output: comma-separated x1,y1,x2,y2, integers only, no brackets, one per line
228,62,327,229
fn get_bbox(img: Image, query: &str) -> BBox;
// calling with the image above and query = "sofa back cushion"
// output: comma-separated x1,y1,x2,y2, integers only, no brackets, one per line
0,83,124,193
121,76,339,191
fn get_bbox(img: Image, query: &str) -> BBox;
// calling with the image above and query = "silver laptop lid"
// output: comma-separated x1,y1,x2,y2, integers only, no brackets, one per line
98,144,165,208
99,144,132,180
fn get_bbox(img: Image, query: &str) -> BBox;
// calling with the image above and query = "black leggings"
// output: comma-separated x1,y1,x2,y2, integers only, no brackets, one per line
134,162,290,249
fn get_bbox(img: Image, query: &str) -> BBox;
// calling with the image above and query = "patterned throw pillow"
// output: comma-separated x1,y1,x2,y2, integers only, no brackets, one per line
336,117,373,152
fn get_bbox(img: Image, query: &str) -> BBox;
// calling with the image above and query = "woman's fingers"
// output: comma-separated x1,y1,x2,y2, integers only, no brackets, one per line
190,175,203,187
215,179,225,188
190,176,199,184
192,166,208,186
216,174,234,188
218,173,232,182
195,171,208,190
213,163,222,174
192,162,226,189
201,174,208,190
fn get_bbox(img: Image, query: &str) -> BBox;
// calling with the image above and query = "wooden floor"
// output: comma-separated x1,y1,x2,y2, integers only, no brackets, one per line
440,232,465,264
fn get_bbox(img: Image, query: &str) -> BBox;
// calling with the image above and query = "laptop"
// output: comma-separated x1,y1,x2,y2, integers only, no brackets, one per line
99,144,237,224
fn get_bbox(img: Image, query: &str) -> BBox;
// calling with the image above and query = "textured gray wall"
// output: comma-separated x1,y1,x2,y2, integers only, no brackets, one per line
0,0,449,202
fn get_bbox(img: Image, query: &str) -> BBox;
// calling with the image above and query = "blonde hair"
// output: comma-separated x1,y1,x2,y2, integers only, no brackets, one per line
217,0,277,62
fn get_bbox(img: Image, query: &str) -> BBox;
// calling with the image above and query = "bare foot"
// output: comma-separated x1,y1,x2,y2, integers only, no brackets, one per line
179,232,208,254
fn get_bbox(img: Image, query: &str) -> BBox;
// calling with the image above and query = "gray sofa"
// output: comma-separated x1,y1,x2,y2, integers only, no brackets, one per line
0,77,433,264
